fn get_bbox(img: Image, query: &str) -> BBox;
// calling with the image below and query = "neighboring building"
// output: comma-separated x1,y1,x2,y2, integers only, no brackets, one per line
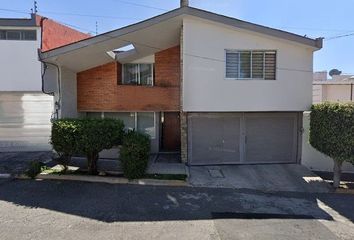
41,4,323,165
313,71,354,103
0,14,90,152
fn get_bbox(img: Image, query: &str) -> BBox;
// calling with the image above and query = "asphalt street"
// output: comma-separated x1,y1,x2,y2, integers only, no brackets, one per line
0,179,353,240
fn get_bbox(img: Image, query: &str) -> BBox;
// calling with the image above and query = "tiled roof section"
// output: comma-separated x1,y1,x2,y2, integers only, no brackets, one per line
35,15,91,51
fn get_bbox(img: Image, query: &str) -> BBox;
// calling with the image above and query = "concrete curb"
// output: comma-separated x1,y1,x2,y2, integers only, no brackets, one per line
32,173,189,187
0,173,11,179
335,188,354,194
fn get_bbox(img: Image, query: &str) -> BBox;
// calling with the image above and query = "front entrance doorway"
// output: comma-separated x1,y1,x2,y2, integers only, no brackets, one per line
160,112,181,152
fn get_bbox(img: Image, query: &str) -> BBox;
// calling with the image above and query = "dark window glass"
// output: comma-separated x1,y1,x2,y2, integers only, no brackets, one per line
6,31,21,40
265,52,276,80
239,52,251,78
123,64,138,85
122,64,153,85
0,30,5,40
139,64,153,85
22,30,36,40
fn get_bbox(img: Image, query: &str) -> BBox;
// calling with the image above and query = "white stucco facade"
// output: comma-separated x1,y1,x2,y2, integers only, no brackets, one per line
0,26,42,91
182,17,315,112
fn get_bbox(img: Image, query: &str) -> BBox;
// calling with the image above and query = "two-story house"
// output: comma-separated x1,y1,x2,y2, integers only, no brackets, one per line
41,2,322,165
0,14,89,152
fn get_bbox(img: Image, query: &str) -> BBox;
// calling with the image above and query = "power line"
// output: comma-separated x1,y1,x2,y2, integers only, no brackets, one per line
114,0,168,11
325,32,354,41
55,20,96,35
0,8,29,14
277,26,354,33
38,10,142,20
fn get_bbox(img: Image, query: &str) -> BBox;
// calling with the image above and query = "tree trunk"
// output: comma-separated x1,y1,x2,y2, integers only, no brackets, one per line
87,152,99,175
333,160,343,188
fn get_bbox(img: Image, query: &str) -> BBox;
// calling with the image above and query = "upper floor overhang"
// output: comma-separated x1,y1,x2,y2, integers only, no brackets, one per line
39,6,323,72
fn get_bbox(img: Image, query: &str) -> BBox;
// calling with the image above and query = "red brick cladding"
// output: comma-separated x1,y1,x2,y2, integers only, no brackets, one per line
155,46,180,87
77,46,180,112
36,15,91,51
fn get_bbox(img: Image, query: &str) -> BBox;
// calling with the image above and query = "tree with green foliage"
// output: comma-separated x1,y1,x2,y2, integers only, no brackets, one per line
120,131,151,179
309,103,354,188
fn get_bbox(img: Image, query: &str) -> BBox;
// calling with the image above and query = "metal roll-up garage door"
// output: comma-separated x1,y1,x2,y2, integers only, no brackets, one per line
244,113,298,164
0,92,53,152
188,113,242,165
188,112,299,165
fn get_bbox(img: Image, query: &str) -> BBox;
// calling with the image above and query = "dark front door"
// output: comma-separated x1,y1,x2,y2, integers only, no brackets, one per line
161,112,181,152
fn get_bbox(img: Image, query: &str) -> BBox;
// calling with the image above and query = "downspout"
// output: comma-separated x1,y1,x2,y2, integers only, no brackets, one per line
38,16,61,119
351,83,353,102
39,57,61,120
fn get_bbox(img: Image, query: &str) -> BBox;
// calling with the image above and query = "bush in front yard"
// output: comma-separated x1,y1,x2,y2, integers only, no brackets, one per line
51,119,80,172
77,118,125,175
51,118,124,175
120,131,151,179
26,160,45,179
309,102,354,188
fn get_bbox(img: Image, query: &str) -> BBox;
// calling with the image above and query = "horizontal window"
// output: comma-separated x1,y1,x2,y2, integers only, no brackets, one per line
0,29,37,41
122,63,154,86
86,112,156,139
225,50,276,80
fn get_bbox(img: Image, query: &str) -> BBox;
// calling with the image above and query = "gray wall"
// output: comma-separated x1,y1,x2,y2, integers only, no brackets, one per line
59,67,80,118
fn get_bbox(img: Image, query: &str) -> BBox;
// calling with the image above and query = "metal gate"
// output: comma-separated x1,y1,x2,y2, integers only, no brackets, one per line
0,92,53,152
188,112,299,165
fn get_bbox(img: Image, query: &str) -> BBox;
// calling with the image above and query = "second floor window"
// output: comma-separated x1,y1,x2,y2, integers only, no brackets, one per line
0,30,36,41
122,63,154,86
225,50,276,80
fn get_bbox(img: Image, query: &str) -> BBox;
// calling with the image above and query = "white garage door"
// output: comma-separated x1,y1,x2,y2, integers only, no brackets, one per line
188,113,299,165
0,92,53,152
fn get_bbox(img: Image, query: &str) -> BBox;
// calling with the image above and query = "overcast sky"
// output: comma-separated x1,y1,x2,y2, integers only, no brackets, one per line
1,0,353,75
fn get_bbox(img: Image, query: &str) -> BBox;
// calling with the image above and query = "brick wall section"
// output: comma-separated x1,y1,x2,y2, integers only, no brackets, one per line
155,46,180,87
77,46,181,112
36,15,91,51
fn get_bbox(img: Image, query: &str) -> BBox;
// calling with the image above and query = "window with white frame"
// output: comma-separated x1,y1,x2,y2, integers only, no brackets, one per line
122,63,154,85
87,112,156,139
225,50,276,80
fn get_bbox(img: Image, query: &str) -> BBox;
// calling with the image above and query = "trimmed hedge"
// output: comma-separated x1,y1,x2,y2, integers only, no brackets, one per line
309,103,354,163
78,118,124,175
120,131,151,179
51,118,124,175
51,119,80,172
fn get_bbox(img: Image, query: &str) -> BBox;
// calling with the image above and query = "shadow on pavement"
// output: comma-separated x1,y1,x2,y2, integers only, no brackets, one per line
1,179,351,223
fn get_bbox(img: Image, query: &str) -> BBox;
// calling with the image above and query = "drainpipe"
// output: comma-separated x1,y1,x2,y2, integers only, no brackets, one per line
351,83,353,101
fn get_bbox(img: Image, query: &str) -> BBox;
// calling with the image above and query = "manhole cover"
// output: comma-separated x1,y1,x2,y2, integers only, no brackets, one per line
208,169,224,178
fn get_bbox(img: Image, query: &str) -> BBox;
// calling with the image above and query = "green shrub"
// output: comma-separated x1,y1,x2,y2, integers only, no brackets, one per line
310,102,354,187
26,160,44,179
51,119,80,172
120,131,151,179
77,118,124,175
51,118,125,175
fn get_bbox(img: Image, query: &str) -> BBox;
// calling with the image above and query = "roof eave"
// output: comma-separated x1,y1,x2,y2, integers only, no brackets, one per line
39,6,323,61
